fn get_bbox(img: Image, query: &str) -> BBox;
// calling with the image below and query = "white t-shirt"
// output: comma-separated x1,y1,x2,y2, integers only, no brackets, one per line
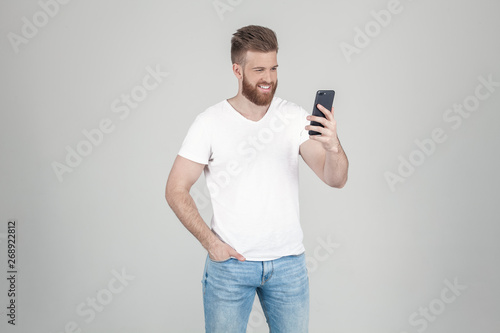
178,97,310,261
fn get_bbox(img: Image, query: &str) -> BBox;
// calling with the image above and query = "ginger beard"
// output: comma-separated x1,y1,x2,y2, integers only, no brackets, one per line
241,74,278,107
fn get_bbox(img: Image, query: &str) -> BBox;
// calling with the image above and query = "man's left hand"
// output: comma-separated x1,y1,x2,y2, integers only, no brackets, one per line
305,104,341,153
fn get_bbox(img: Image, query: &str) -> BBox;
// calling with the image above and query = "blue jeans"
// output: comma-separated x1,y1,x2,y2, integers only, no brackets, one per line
202,252,309,332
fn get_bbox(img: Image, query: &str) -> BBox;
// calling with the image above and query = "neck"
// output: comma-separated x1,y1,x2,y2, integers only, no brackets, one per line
227,93,272,121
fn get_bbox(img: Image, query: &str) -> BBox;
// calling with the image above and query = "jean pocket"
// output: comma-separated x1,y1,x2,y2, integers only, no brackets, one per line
208,256,232,263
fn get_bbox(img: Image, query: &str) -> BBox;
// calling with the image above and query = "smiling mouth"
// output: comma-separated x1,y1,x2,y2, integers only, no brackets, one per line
258,84,271,91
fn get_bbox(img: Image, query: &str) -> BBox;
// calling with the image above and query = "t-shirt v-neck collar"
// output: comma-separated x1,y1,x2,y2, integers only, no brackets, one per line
224,98,276,124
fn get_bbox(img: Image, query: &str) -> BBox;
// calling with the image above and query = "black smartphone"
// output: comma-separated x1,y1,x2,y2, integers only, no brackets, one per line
308,90,335,135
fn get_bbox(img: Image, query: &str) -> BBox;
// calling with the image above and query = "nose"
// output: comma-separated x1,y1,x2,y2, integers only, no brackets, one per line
263,70,272,83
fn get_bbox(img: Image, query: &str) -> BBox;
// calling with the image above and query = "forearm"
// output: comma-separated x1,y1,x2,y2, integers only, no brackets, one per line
166,188,218,250
323,140,349,188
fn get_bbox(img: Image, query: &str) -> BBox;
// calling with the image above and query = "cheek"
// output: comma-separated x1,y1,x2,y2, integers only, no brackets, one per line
242,71,252,81
248,75,261,85
250,72,260,80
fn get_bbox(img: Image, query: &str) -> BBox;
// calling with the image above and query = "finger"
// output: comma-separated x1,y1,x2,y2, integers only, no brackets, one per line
209,254,230,261
307,115,327,124
317,104,333,121
308,130,331,139
305,125,333,136
308,135,331,144
229,248,246,262
306,125,325,135
307,115,334,130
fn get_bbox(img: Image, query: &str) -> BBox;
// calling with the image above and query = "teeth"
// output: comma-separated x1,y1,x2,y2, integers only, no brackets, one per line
259,85,270,89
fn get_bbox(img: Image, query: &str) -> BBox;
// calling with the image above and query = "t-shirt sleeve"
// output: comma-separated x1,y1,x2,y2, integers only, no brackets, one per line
298,107,311,146
178,113,211,165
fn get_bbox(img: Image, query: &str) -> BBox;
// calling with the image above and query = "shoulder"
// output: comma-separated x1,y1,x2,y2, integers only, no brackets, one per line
192,100,227,124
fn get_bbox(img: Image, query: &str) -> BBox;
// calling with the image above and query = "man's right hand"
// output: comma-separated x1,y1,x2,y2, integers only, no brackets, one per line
207,239,246,262
166,155,246,263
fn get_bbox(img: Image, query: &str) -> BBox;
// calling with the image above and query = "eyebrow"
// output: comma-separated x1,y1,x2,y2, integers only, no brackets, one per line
252,65,279,70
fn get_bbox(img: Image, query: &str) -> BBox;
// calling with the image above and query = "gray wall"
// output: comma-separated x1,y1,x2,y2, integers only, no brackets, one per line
1,0,499,332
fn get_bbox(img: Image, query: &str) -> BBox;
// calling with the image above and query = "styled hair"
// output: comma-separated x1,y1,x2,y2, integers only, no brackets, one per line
231,25,279,65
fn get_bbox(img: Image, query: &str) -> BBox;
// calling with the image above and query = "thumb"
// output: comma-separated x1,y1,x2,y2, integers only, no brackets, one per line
229,248,246,262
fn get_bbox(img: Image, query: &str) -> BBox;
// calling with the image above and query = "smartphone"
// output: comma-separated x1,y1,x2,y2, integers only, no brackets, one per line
308,90,335,135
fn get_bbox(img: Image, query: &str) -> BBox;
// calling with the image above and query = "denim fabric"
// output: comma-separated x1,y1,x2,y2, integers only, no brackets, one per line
202,252,309,332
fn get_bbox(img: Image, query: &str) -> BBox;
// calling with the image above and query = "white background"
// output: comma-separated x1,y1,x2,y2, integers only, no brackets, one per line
1,0,499,332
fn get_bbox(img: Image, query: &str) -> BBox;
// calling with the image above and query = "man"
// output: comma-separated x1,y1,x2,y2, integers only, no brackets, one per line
165,25,348,333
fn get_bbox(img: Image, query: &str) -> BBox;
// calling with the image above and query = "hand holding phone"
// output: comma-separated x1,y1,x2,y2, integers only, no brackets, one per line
308,90,335,136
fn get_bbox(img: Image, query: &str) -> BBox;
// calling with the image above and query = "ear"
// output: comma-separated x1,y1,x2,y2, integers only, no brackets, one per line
232,63,243,80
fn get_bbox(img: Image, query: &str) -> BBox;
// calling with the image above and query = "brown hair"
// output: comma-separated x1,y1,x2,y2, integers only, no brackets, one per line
231,25,279,65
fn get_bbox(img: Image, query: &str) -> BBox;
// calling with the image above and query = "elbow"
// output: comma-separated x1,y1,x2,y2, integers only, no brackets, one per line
328,182,346,189
165,182,176,208
335,180,347,189
326,175,348,189
165,181,189,209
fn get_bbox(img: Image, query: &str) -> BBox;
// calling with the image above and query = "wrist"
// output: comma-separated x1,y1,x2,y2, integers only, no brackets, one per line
202,231,220,251
326,142,341,153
